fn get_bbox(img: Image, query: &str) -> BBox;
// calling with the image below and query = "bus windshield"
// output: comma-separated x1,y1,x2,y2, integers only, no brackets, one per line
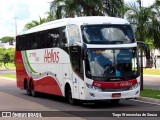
82,25,135,44
85,48,139,80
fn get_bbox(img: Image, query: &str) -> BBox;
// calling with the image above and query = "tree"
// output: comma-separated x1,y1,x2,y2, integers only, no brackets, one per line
103,0,125,17
46,11,56,22
0,36,14,43
0,48,10,68
3,53,10,69
79,0,104,16
6,48,15,64
50,0,104,19
0,48,15,68
125,0,160,48
0,48,5,67
49,0,126,19
125,0,149,41
50,0,66,19
24,16,46,30
147,0,160,48
125,0,160,70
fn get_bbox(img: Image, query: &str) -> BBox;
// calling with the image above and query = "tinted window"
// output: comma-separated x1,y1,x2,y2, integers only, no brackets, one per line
82,25,135,44
16,26,67,50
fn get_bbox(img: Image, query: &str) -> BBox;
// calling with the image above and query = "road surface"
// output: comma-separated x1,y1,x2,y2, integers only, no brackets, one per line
0,77,160,120
144,75,160,90
0,69,15,74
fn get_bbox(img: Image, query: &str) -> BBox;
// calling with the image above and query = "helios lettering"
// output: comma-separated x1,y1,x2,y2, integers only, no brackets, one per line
44,49,59,63
120,82,132,87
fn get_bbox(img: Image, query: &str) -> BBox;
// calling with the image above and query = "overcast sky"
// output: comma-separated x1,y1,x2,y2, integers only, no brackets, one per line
0,0,155,38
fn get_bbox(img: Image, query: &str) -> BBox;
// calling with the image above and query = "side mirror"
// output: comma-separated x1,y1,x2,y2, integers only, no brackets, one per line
137,41,152,68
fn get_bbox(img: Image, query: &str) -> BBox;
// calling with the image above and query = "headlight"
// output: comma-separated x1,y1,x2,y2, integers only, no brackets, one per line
130,82,140,90
86,83,102,92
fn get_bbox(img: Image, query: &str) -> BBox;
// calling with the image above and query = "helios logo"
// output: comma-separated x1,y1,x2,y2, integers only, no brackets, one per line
94,83,101,87
120,82,132,87
44,49,59,63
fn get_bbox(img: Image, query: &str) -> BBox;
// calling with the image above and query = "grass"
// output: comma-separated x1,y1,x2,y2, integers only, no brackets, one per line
0,63,15,70
0,74,16,79
140,88,160,99
143,68,160,75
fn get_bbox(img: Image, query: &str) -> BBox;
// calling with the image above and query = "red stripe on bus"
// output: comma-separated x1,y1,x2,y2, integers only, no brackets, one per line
16,51,63,96
92,79,138,89
34,76,63,96
16,51,30,89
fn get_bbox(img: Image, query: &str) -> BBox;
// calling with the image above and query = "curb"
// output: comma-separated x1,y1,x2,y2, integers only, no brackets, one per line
137,97,160,104
0,77,16,81
143,74,160,77
0,69,15,71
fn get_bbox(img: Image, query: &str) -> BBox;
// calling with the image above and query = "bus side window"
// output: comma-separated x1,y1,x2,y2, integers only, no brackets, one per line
31,33,38,49
68,25,81,46
48,28,60,47
70,47,83,78
59,27,67,47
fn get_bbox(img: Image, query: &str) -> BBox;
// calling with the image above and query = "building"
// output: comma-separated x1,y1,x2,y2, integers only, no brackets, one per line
0,41,15,49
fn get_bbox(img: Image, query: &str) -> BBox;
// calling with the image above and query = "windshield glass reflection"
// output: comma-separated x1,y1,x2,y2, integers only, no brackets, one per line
82,25,135,44
86,48,139,80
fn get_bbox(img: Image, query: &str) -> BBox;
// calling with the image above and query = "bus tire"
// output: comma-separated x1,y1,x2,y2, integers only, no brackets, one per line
25,80,31,96
67,86,77,105
30,80,37,97
109,99,120,105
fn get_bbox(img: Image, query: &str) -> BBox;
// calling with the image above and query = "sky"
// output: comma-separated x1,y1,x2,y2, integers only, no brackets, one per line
0,0,155,38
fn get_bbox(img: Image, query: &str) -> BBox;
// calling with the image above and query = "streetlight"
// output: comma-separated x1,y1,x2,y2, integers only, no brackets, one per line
14,17,18,36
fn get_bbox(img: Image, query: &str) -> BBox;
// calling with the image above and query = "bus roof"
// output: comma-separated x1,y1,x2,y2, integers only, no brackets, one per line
18,16,130,36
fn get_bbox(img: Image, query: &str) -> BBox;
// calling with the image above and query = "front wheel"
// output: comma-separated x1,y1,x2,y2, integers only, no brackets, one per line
67,87,77,105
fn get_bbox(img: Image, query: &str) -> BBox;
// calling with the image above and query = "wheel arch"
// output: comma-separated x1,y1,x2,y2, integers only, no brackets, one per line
64,80,73,98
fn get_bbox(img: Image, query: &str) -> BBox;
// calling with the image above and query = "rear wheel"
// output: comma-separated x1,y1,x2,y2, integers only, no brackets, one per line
25,81,31,96
30,81,37,97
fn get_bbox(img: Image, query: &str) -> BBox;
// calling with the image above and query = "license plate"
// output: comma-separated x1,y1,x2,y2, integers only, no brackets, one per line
112,93,121,98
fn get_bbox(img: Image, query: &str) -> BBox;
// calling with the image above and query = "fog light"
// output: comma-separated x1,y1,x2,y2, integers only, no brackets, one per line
130,82,140,90
89,92,95,97
135,90,139,95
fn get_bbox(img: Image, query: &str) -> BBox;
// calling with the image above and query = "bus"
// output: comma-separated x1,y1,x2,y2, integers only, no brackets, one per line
16,16,150,105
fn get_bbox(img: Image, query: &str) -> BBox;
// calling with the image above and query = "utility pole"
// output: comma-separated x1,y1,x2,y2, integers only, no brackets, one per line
14,17,18,36
140,49,143,91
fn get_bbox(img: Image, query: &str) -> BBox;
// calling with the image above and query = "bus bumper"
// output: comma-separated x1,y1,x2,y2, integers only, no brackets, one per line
82,86,140,100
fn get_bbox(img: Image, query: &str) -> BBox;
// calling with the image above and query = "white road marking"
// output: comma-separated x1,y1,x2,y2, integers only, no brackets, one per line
0,77,16,81
131,99,160,106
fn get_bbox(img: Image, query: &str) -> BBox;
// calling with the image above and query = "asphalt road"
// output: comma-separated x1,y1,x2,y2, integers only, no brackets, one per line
0,77,160,120
0,69,16,74
144,75,160,90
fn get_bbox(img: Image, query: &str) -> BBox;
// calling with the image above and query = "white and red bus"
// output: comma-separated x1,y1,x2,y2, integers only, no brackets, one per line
16,16,149,105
